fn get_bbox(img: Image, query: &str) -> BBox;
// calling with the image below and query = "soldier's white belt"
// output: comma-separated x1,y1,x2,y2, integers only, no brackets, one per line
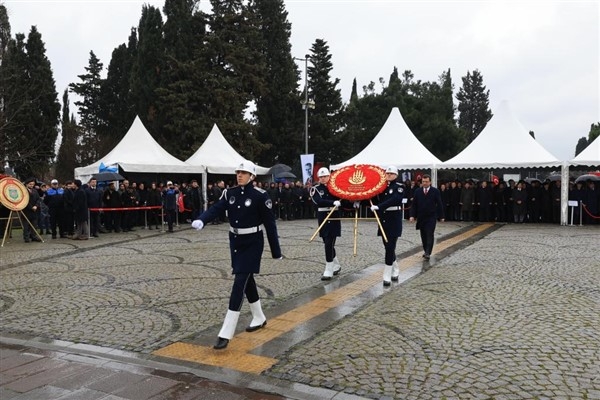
229,225,263,235
384,206,401,212
318,207,333,212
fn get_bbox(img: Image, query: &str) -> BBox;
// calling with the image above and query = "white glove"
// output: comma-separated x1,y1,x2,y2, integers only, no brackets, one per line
333,200,341,207
353,201,360,209
191,220,204,230
370,205,379,212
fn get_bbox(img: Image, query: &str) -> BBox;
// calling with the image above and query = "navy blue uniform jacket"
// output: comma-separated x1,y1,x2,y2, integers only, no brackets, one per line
410,186,444,230
310,183,342,238
198,184,281,274
374,181,405,238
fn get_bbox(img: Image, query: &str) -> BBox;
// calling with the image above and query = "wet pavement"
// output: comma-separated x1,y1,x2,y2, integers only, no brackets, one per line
1,219,599,399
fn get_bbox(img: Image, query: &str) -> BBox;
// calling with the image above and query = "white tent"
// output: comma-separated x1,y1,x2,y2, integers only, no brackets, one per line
185,124,270,175
439,100,561,169
74,116,200,181
331,107,442,171
569,136,600,167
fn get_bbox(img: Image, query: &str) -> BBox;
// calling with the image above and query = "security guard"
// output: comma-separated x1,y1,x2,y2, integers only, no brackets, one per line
370,166,405,286
192,161,282,350
310,167,345,280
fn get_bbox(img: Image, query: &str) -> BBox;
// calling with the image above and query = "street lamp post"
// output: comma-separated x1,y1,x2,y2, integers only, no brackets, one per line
294,55,311,155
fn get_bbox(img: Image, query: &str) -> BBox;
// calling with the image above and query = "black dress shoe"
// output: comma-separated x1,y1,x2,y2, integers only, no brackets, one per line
391,276,399,282
321,276,332,281
424,254,431,260
31,237,42,242
383,280,391,287
246,321,267,332
213,337,229,349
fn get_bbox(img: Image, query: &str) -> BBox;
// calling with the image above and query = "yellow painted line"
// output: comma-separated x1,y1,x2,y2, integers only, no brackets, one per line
153,223,494,373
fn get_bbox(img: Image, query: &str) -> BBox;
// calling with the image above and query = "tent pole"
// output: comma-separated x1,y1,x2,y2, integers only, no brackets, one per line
560,161,569,226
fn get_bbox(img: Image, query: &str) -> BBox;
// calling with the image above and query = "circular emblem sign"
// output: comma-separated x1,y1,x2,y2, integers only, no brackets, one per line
328,165,387,201
0,177,30,211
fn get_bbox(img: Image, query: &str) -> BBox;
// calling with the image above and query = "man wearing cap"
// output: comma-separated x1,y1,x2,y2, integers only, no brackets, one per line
370,166,405,286
21,177,42,242
310,167,346,280
191,161,282,350
409,174,444,260
162,181,178,233
44,179,66,238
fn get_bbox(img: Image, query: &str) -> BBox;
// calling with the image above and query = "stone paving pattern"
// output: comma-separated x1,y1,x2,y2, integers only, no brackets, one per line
1,220,599,399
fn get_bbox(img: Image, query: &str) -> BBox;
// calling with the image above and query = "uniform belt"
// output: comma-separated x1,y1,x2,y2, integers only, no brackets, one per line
229,225,262,235
385,206,401,211
318,207,333,212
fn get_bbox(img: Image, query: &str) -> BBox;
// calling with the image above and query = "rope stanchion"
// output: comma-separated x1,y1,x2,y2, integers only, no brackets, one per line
581,203,600,219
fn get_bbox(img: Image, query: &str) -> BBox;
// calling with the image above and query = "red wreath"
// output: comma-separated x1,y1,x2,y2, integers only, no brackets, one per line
328,165,387,201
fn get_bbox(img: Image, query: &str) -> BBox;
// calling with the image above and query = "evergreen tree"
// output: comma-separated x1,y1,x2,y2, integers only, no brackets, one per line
156,0,208,159
529,130,535,139
69,50,105,165
588,122,600,143
55,89,78,180
130,5,164,134
200,0,268,161
101,31,137,154
2,27,60,179
0,4,11,166
252,0,302,166
307,39,344,164
456,69,492,144
574,137,588,157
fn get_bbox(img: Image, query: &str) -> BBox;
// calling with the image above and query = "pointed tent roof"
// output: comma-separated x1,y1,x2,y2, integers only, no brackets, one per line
74,116,200,180
439,100,561,169
185,124,270,174
569,136,600,167
331,107,441,170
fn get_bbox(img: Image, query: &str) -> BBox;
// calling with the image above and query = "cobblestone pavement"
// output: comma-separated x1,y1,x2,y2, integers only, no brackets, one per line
1,220,599,399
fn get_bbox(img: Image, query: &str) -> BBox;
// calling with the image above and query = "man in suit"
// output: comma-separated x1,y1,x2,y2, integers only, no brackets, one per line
409,174,444,260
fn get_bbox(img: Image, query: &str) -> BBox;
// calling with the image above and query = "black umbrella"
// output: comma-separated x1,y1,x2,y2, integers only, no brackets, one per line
268,163,292,175
575,174,600,183
524,177,542,184
275,171,297,179
546,174,562,182
93,171,125,182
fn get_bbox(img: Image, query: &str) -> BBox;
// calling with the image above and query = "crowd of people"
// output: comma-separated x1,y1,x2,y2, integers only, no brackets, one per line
4,173,599,244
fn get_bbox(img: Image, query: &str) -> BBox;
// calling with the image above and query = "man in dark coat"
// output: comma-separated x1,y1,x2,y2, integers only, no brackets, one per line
512,180,528,223
188,179,204,221
310,167,345,280
162,181,179,233
72,179,89,240
191,161,282,350
409,174,444,260
21,177,42,242
86,178,103,237
370,166,405,286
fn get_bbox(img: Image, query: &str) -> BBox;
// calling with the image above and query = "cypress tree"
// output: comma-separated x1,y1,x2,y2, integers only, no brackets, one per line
55,89,79,181
69,51,105,165
307,39,344,164
252,0,302,166
456,69,492,144
130,5,164,135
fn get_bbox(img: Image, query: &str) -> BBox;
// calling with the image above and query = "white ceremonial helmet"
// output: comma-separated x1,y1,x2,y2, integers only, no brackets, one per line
317,167,330,177
385,166,398,175
235,160,256,175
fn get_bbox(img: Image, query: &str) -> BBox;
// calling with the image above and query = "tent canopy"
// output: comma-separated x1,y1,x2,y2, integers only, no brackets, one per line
569,136,600,167
331,107,441,170
74,116,200,181
439,100,561,169
185,124,270,175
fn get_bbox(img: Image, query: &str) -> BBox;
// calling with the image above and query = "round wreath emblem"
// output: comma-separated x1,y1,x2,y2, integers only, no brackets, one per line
0,177,30,211
328,165,387,201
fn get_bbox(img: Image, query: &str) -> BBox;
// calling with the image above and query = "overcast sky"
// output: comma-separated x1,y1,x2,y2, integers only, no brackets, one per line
4,0,599,162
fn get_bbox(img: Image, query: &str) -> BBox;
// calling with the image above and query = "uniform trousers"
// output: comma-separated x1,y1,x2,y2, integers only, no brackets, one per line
382,236,398,265
322,235,337,262
228,273,260,311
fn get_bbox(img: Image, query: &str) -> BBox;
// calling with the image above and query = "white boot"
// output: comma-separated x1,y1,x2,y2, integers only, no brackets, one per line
321,262,335,281
383,264,393,287
214,310,240,349
332,256,342,275
246,300,267,332
391,260,399,282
